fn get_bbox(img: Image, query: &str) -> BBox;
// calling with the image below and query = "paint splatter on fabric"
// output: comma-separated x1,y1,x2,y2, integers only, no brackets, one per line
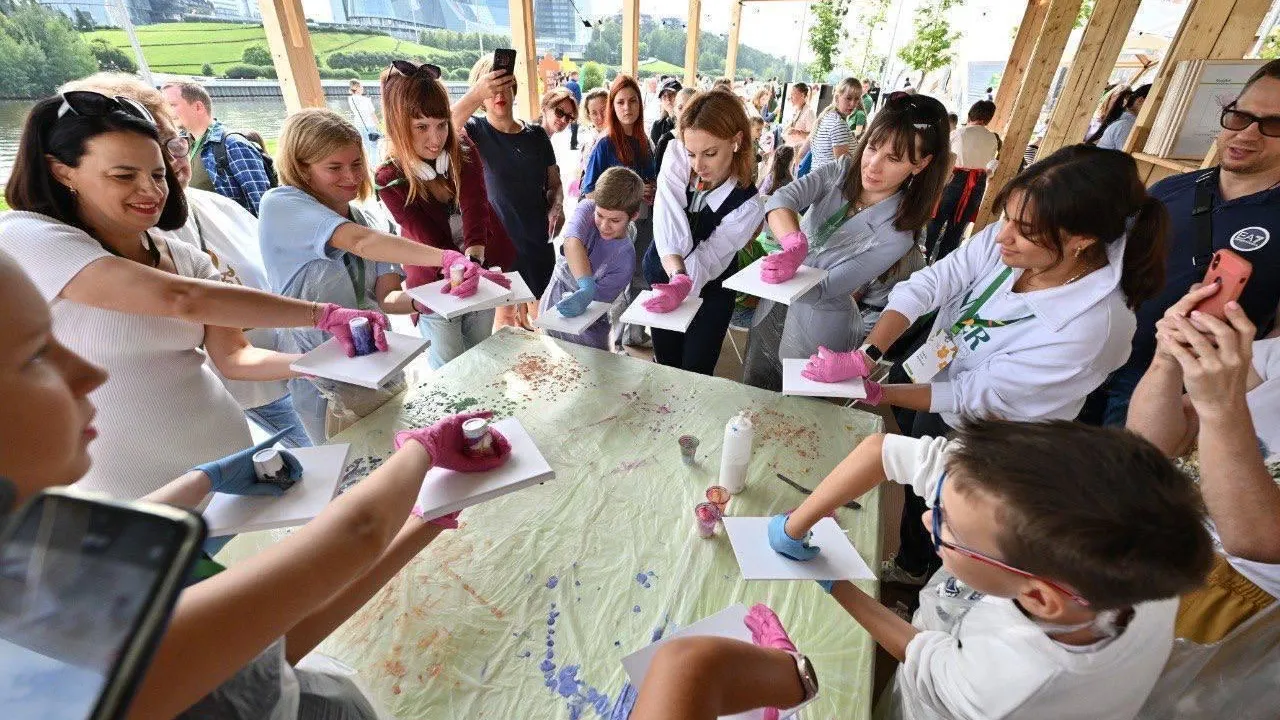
546,576,560,589
634,570,656,589
532,602,613,718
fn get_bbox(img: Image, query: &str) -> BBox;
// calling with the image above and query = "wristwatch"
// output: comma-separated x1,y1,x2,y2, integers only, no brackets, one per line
784,650,820,703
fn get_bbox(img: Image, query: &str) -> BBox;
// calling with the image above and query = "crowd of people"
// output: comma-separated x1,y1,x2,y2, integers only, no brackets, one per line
1,55,1278,719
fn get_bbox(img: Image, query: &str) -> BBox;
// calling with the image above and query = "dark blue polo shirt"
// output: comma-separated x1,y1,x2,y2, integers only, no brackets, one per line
1125,168,1280,373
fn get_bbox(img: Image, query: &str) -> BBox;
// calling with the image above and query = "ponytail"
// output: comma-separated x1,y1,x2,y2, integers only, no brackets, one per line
1118,195,1168,309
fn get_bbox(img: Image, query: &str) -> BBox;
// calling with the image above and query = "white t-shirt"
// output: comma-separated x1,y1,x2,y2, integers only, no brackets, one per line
348,93,379,137
155,188,288,410
878,434,1179,720
0,212,251,498
951,124,1000,171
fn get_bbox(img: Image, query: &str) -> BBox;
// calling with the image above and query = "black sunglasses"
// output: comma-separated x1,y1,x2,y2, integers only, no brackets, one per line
57,90,155,126
552,107,575,122
390,60,442,80
1221,103,1280,138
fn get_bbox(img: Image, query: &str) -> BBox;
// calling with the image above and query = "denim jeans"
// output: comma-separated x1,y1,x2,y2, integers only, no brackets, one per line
1078,363,1146,427
418,308,495,369
243,394,313,448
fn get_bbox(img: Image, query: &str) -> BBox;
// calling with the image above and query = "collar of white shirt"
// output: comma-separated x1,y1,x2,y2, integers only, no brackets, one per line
690,177,738,214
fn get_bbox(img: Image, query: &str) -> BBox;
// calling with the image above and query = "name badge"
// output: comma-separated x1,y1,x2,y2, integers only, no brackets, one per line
904,330,958,383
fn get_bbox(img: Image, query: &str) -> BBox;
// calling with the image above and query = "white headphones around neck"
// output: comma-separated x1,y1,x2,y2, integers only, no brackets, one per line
416,153,450,181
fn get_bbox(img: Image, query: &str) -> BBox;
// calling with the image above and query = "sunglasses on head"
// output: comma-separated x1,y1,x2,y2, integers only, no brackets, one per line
1220,102,1280,138
885,91,942,131
390,60,442,80
57,90,155,126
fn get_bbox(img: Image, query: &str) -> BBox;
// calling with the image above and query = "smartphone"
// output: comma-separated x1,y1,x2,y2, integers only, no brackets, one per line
493,48,517,77
0,488,206,720
1194,249,1252,319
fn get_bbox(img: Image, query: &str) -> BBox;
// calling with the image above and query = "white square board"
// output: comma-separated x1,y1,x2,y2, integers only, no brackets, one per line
723,517,875,581
781,359,869,399
620,604,813,720
533,300,611,335
722,257,829,305
290,332,428,390
202,444,351,537
415,418,554,521
470,271,536,311
406,275,514,320
619,290,704,333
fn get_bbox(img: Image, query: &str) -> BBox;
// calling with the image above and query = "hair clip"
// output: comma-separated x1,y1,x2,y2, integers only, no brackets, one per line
913,123,932,130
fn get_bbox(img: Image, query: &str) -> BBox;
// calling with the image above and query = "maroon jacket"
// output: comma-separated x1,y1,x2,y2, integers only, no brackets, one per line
375,137,516,289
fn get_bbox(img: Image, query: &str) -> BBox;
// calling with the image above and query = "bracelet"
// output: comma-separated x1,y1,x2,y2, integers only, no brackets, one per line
310,302,321,325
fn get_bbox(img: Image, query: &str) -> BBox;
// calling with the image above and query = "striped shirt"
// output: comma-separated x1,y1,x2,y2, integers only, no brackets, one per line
809,110,854,169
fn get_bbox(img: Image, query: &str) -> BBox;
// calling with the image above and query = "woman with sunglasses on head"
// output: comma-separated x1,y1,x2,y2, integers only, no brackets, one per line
0,249,512,720
534,87,579,139
375,61,515,369
743,92,949,391
0,92,384,498
643,90,765,375
453,56,562,327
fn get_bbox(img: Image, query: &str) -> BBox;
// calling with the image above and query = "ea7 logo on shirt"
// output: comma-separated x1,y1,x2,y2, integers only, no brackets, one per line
1230,226,1270,252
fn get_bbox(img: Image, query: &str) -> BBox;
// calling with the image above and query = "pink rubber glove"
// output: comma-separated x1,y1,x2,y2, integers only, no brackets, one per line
411,505,461,529
314,303,389,358
760,231,808,284
440,250,480,297
479,266,513,289
744,603,798,720
800,346,874,383
393,411,512,472
859,379,884,407
642,273,693,313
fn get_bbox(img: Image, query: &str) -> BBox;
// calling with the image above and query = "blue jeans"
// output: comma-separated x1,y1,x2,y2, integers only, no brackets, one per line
244,394,313,448
418,309,495,369
1079,364,1145,427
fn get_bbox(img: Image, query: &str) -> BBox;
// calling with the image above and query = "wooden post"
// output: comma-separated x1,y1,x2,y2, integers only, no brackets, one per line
622,0,640,79
726,0,744,80
257,0,324,114
1038,0,1142,156
507,0,538,121
991,0,1051,133
974,0,1084,230
685,0,701,87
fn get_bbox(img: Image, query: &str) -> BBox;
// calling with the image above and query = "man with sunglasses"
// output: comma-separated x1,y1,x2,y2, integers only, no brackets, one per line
1086,60,1280,427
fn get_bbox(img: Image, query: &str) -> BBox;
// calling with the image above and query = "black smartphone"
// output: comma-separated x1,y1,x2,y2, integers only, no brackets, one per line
493,48,516,77
0,488,206,720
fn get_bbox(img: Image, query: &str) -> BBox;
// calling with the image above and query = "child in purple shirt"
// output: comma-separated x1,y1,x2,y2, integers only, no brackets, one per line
540,167,646,350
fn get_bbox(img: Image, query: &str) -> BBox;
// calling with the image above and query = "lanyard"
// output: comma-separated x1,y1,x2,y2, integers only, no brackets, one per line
810,202,854,250
189,127,211,162
344,253,368,308
949,266,1033,335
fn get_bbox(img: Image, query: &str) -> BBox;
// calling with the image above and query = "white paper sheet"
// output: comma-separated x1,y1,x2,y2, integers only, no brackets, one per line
620,604,813,720
289,332,429,390
533,300,612,335
415,418,554,521
470,271,536,311
406,276,515,320
723,517,876,581
619,290,704,333
722,257,830,305
781,359,869,399
202,444,351,537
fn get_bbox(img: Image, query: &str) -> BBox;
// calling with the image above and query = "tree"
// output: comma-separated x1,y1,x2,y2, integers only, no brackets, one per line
0,1,97,98
1074,0,1095,29
1262,25,1280,59
242,45,271,66
200,62,214,76
896,0,963,86
89,38,136,73
72,9,95,31
808,0,849,80
580,61,604,92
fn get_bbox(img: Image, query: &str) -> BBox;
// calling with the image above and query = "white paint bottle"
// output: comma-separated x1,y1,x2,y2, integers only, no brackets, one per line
718,412,753,495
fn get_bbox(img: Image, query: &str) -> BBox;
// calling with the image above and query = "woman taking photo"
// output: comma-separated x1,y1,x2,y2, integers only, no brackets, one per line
0,92,382,497
376,60,515,369
642,90,765,375
743,92,950,391
258,108,478,442
0,249,510,719
807,78,864,170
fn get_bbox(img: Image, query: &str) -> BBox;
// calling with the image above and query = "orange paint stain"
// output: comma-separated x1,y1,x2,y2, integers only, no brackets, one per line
391,684,402,695
383,659,407,678
428,664,443,679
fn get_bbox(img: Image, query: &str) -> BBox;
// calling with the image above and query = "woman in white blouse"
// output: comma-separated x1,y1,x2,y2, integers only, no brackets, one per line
641,89,766,375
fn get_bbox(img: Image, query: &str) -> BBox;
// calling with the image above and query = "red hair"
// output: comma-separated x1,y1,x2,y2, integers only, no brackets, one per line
605,74,649,168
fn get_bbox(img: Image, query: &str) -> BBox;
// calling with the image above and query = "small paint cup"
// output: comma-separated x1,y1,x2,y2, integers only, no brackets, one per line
252,448,284,482
449,263,466,289
705,486,730,513
678,435,699,465
462,417,494,456
348,316,375,356
694,502,720,538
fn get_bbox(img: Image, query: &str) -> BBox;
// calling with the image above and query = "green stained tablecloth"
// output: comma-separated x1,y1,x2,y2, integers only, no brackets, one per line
222,328,885,719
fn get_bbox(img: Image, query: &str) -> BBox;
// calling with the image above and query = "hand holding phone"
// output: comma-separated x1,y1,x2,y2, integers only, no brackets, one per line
492,48,516,77
1193,249,1252,320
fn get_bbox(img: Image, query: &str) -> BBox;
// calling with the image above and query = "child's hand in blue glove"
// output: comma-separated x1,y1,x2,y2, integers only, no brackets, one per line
768,513,820,561
555,276,598,317
193,428,303,496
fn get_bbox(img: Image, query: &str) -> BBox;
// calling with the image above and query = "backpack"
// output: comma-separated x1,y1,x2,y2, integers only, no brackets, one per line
211,132,279,190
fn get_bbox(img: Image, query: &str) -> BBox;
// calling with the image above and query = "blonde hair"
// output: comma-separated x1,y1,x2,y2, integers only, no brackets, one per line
679,90,755,187
591,166,645,215
541,87,579,118
581,87,608,126
380,65,464,204
61,73,175,132
469,55,517,94
276,108,372,201
817,77,863,124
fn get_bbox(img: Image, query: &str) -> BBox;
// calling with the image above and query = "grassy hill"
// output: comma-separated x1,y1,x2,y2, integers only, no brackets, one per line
84,22,448,77
638,59,683,76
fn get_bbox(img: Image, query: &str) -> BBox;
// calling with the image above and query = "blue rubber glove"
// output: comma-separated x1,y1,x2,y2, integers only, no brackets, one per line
555,276,598,318
768,513,820,561
816,580,835,593
193,428,304,497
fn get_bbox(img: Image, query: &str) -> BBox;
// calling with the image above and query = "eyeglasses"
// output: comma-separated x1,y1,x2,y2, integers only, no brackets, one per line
553,107,575,122
1220,103,1280,138
389,59,442,80
163,135,190,160
57,90,155,126
930,472,1092,607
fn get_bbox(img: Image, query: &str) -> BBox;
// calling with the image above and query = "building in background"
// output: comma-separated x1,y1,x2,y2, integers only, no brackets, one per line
207,0,259,21
38,0,157,26
330,0,584,52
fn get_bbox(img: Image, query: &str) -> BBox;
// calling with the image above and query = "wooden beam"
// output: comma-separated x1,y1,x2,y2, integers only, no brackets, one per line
507,0,538,121
1037,0,1142,156
685,0,701,87
726,0,744,79
621,0,640,79
975,0,1084,230
992,0,1051,134
257,0,324,114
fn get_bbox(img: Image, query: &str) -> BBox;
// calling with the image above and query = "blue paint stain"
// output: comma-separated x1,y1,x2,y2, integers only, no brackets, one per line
608,683,639,720
547,576,559,589
518,650,531,658
634,572,651,589
632,605,641,613
575,580,581,587
523,601,613,717
540,659,555,673
613,640,621,647
480,660,489,680
650,625,665,643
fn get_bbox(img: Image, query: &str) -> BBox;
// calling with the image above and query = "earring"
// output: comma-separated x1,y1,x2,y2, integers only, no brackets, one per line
69,187,78,196
1074,246,1084,258
733,144,740,152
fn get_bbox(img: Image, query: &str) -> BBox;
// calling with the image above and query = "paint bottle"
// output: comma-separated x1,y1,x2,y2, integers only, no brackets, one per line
449,263,466,289
462,418,494,456
718,412,753,495
252,448,285,483
349,317,376,356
